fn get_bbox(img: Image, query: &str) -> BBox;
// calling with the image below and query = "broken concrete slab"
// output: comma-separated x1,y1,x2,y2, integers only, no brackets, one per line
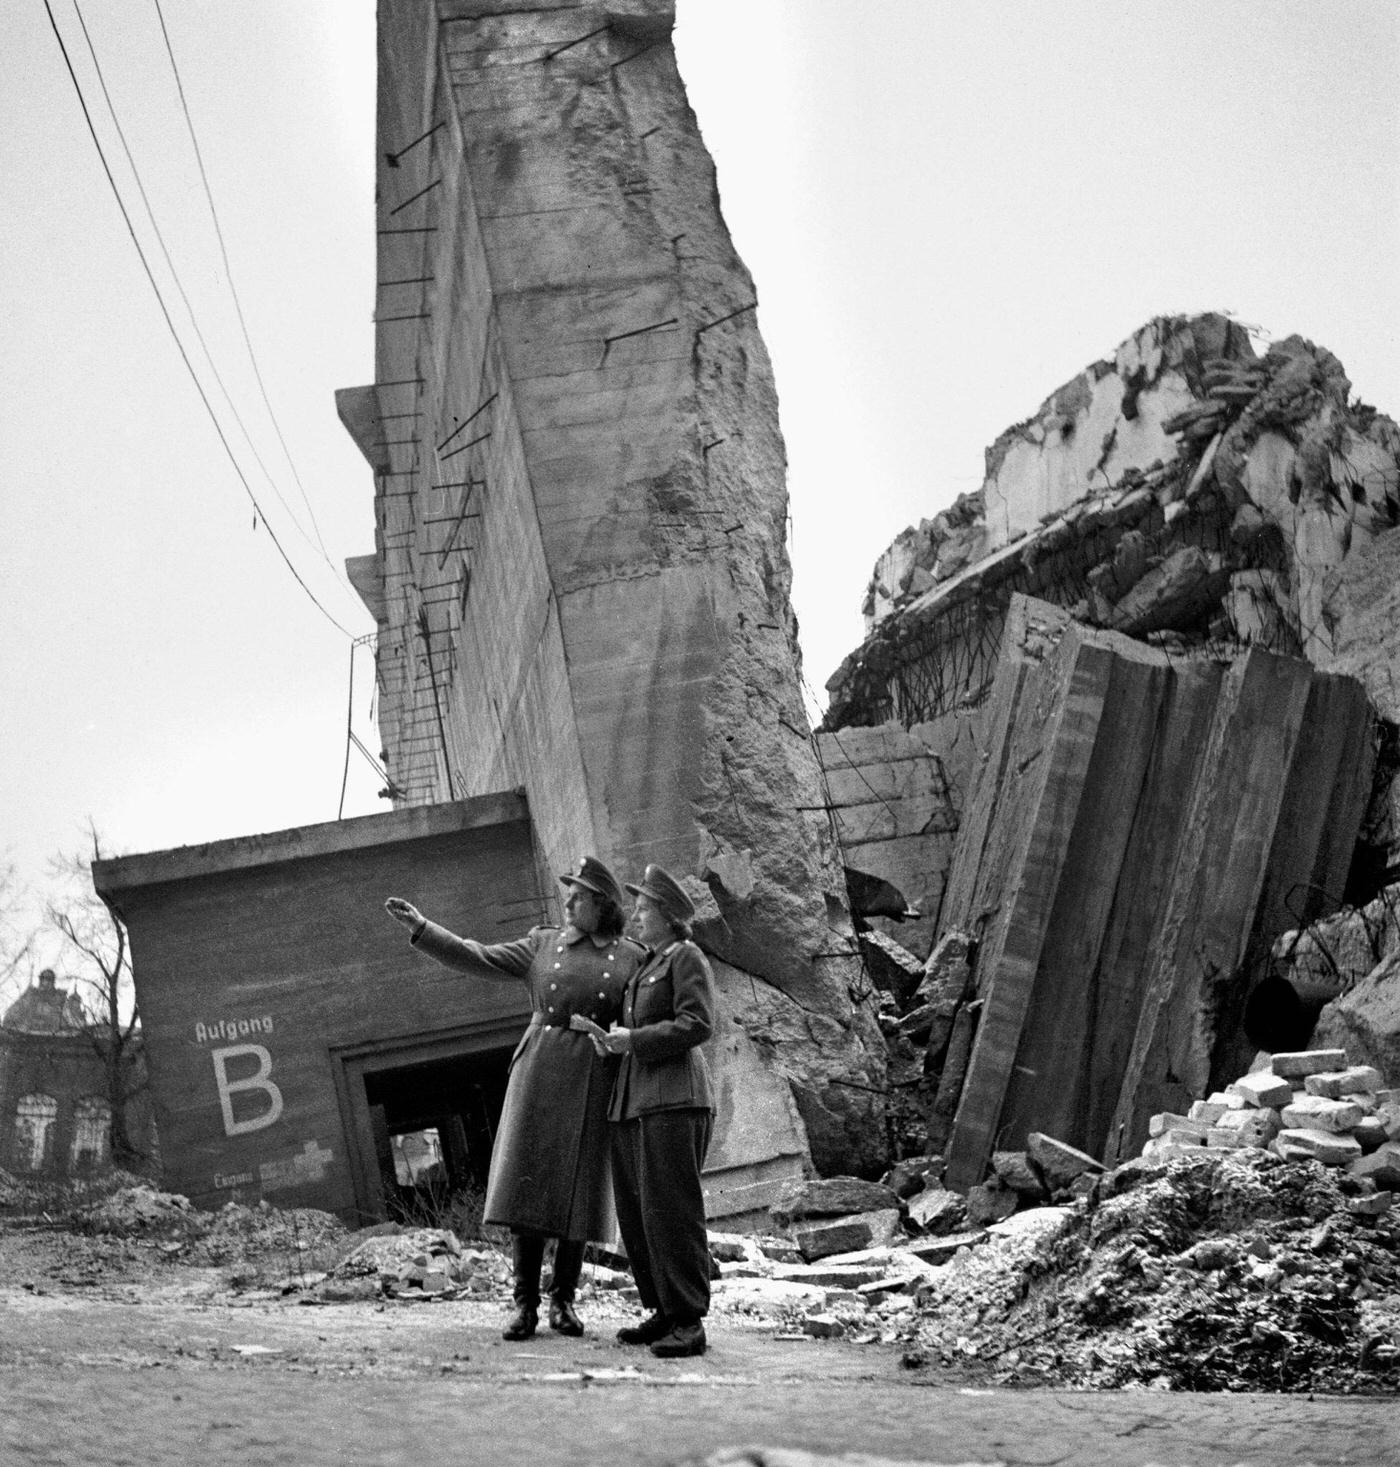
1271,1128,1363,1166
964,1181,1019,1227
1280,1095,1367,1133
791,1210,903,1262
1025,1134,1105,1193
1272,1049,1350,1079
770,1177,902,1227
1304,1066,1384,1099
989,1151,1048,1201
1228,1072,1293,1109
905,1187,965,1234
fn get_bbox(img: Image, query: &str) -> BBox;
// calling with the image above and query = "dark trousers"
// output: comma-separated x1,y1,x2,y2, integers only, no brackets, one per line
609,1109,713,1323
510,1232,585,1305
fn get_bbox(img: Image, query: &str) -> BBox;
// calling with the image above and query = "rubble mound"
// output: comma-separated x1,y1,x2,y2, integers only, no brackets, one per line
185,1200,349,1267
304,1227,506,1303
911,1149,1400,1391
72,1183,193,1234
68,1185,349,1276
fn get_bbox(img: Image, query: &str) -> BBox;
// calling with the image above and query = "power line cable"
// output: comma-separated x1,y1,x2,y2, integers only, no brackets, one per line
151,0,339,574
42,0,354,638
71,0,340,582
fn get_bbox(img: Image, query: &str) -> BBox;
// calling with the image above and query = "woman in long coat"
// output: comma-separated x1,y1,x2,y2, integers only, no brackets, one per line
385,856,646,1340
590,864,716,1359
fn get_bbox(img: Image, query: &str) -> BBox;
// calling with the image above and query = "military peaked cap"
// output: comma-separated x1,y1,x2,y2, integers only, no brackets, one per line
559,855,625,911
624,863,696,927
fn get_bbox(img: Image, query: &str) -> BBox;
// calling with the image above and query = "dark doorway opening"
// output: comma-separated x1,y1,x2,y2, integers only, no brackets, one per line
364,1045,514,1224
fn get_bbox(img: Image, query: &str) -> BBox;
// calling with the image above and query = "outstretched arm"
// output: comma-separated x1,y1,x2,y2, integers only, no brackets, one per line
384,897,535,980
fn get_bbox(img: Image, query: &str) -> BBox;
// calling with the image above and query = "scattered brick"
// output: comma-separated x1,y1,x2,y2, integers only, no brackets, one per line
1226,1071,1292,1108
1271,1049,1348,1079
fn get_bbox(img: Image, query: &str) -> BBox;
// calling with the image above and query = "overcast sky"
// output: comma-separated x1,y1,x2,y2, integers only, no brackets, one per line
2,1,1396,977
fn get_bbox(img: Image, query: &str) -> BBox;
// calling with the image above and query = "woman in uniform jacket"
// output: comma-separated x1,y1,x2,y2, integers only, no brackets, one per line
384,856,646,1341
587,863,716,1359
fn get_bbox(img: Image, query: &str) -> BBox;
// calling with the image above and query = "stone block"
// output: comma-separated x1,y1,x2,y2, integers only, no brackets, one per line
1226,1072,1292,1108
792,1209,902,1262
756,1238,803,1264
1304,1066,1384,1098
1026,1132,1105,1191
1280,1094,1365,1133
1150,1113,1210,1139
1212,1108,1281,1145
771,1177,901,1227
1207,1128,1262,1150
1353,1116,1389,1153
1208,1090,1249,1110
1142,1135,1206,1160
964,1181,1019,1227
902,1230,987,1264
906,1187,965,1234
1350,1145,1400,1190
859,930,925,1005
1272,1049,1348,1079
1271,1128,1363,1165
706,1231,758,1263
1189,1099,1230,1124
880,1155,943,1200
990,1149,1049,1199
1347,1191,1394,1218
770,1263,888,1289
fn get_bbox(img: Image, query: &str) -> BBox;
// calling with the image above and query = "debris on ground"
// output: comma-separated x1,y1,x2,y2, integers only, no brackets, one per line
720,1044,1400,1392
3,1047,1398,1394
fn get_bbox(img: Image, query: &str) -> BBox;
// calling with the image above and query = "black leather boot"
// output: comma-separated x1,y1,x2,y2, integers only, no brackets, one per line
548,1238,585,1336
503,1233,544,1341
617,1311,670,1346
650,1319,707,1357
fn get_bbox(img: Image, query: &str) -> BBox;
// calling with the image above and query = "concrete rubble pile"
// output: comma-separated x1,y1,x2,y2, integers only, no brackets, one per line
69,1184,350,1270
701,1046,1400,1391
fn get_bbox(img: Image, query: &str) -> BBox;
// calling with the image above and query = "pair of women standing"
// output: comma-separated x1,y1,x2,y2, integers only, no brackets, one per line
385,856,716,1357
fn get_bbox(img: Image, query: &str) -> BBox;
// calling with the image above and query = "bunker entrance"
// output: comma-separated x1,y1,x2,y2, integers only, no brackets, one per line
360,1044,515,1224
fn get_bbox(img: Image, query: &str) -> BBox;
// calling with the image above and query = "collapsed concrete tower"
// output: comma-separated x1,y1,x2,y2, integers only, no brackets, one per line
818,312,1397,1188
339,1,886,1191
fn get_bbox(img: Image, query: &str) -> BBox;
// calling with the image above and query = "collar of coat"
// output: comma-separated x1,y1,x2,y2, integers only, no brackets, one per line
561,924,616,949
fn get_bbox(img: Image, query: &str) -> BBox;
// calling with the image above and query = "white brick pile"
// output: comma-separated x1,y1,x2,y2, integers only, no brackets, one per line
1142,1048,1400,1214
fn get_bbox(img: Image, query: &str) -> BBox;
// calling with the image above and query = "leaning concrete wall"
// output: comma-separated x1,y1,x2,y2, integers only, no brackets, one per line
935,597,1374,1189
342,1,887,1175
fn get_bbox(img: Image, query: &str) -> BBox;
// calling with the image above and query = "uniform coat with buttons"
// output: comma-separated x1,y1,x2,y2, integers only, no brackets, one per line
412,920,644,1240
608,938,717,1324
608,940,716,1121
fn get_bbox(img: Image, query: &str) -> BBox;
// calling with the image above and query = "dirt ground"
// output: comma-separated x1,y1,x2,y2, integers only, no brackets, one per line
1,1190,1397,1467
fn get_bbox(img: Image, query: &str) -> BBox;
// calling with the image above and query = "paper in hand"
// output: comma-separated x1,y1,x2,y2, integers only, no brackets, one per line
569,1013,608,1039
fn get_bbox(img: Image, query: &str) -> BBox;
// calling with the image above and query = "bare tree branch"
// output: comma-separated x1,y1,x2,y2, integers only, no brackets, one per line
45,823,148,1166
0,857,36,1003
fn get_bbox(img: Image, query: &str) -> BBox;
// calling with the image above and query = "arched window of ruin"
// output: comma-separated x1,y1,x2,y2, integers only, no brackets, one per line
13,1094,59,1173
70,1096,110,1171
